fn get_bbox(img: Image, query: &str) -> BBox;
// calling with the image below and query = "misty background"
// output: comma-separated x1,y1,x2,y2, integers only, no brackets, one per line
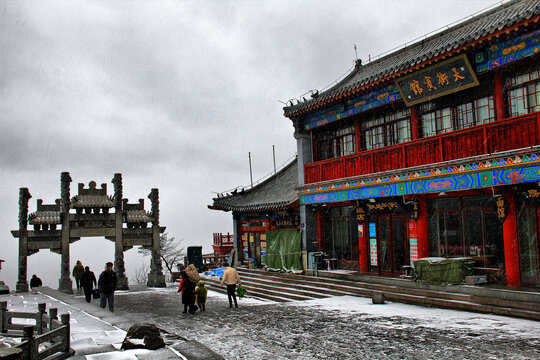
0,0,498,288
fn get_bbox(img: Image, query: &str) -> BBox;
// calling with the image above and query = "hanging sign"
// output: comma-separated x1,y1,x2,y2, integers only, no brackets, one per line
410,202,419,221
370,238,378,266
358,224,364,238
395,54,479,106
496,197,507,222
369,222,377,238
408,220,419,262
409,238,419,262
369,222,377,266
408,220,417,239
356,207,366,221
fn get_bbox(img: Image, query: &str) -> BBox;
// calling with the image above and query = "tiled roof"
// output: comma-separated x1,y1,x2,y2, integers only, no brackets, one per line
126,210,154,223
70,195,115,208
284,0,540,117
211,158,298,212
28,211,61,225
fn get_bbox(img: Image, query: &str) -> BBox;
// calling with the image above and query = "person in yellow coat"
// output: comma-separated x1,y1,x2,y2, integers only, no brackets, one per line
194,280,208,312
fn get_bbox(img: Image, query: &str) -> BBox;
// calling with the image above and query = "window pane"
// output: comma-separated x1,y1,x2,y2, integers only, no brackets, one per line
422,112,437,137
456,102,475,129
528,81,540,113
439,108,453,134
509,87,528,116
476,96,495,124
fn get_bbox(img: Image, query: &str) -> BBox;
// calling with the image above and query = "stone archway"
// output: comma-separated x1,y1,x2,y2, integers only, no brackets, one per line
11,172,166,293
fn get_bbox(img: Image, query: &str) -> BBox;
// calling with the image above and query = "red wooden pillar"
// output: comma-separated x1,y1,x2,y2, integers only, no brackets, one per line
358,222,369,272
316,208,325,251
494,70,505,121
503,189,521,287
355,119,362,152
416,198,429,258
411,105,420,140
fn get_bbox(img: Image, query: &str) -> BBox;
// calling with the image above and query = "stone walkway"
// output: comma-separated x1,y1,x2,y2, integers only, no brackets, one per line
111,285,540,360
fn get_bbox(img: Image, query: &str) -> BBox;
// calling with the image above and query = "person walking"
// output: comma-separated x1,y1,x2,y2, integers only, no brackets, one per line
194,280,208,312
98,262,118,312
180,270,197,314
30,274,42,289
220,262,241,308
72,260,84,291
80,266,97,303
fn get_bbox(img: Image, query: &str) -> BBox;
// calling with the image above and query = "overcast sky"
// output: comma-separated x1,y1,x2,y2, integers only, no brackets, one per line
1,0,500,287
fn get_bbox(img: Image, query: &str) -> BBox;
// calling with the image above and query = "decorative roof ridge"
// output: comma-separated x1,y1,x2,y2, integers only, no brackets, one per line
284,0,540,118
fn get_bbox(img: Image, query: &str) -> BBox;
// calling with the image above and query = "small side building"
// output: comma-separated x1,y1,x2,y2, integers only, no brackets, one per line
209,158,299,267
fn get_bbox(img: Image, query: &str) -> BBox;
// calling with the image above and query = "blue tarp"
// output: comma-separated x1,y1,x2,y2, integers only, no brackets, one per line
204,267,225,278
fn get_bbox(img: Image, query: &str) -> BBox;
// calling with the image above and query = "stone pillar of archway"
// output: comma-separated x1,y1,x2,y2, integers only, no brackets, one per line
16,188,31,293
147,188,165,287
58,172,73,293
113,173,129,290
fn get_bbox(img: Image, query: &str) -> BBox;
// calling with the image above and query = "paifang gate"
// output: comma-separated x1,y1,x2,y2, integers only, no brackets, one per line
11,172,166,293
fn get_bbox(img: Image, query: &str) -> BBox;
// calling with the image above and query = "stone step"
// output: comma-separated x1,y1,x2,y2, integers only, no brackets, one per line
236,269,472,302
203,277,299,303
233,268,540,321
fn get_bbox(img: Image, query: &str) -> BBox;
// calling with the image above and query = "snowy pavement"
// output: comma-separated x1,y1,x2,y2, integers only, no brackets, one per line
0,290,188,359
2,286,539,359
111,285,540,360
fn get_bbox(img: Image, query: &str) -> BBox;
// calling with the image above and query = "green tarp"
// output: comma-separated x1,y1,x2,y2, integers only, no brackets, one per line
265,229,302,271
414,257,475,285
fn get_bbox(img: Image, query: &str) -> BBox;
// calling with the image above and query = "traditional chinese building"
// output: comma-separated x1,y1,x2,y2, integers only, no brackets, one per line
283,0,540,287
209,158,299,266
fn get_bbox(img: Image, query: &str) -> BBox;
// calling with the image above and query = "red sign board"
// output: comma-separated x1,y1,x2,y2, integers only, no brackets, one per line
408,220,417,239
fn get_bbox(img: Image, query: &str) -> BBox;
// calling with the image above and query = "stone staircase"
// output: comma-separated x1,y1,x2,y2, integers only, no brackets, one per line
202,268,540,321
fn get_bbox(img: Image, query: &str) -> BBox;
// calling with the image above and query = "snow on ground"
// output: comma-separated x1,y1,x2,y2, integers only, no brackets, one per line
110,286,540,360
2,286,539,359
0,291,140,358
291,295,540,339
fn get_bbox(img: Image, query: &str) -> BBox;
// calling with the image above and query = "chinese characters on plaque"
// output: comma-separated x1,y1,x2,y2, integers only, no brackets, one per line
395,54,479,106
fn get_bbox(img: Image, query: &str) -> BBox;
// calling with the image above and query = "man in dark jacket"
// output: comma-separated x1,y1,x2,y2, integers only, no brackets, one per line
98,262,118,312
179,270,197,314
81,266,97,303
30,274,42,289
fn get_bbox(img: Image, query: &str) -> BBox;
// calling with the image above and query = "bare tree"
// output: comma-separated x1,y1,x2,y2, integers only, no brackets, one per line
139,233,185,278
133,261,150,285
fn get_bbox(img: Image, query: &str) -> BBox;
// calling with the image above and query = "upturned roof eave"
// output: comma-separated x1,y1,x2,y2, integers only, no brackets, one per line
283,4,540,119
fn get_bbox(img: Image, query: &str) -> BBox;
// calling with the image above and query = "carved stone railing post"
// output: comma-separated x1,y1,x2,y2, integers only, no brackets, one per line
58,172,73,293
147,189,165,287
16,188,31,293
112,173,128,290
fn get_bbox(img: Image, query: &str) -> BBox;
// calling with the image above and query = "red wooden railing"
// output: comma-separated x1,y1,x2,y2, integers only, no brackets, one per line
213,233,234,246
304,112,540,184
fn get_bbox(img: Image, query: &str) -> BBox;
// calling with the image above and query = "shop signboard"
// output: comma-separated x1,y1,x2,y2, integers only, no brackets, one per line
395,54,479,106
370,238,378,266
369,222,377,266
409,238,419,262
408,220,417,239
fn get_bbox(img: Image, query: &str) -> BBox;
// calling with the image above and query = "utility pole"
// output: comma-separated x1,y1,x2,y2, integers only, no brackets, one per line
249,152,253,188
273,145,277,175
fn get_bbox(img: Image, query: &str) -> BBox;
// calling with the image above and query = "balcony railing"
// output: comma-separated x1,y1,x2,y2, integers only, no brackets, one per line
304,112,540,184
213,233,234,247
